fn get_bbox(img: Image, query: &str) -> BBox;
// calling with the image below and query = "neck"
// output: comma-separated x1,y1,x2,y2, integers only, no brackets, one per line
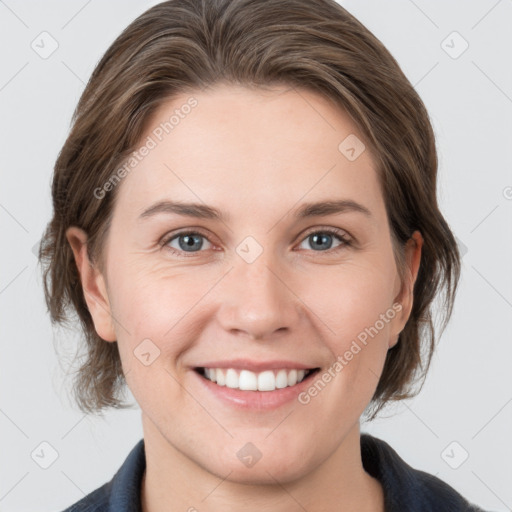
140,416,384,512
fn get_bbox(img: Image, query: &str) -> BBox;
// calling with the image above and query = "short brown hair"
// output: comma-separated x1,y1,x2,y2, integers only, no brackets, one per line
39,0,460,417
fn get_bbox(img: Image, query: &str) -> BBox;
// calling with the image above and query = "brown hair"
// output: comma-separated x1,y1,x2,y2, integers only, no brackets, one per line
39,0,460,417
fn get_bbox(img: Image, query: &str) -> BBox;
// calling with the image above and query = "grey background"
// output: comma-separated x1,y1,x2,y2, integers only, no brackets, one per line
0,0,511,511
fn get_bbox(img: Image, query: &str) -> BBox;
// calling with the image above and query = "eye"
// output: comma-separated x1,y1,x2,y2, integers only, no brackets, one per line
162,230,213,256
297,228,352,252
161,227,352,258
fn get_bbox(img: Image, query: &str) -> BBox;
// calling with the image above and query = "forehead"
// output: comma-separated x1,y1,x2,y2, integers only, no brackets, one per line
113,84,383,221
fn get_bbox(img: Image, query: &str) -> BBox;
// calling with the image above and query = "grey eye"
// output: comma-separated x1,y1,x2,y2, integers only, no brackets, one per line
167,233,212,252
298,231,345,251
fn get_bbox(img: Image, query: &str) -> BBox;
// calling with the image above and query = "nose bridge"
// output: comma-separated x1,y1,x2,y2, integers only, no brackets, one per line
216,244,300,339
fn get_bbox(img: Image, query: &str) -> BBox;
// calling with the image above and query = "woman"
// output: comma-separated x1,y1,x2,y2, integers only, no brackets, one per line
39,0,487,510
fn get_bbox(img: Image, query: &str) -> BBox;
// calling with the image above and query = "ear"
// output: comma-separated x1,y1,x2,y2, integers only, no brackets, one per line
388,230,423,348
66,226,116,342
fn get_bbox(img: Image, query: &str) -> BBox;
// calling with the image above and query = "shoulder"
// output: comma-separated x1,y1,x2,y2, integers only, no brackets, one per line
360,433,488,512
58,439,146,512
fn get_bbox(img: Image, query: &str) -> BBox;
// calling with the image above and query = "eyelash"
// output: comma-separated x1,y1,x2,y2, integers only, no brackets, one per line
159,227,353,258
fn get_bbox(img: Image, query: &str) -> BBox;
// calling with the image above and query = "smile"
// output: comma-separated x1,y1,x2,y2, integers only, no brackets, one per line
195,367,320,392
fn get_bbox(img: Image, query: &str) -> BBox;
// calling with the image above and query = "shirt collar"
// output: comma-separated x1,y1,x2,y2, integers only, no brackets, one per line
108,438,145,512
360,433,483,511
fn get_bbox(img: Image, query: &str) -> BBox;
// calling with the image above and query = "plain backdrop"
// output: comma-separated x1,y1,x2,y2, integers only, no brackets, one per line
0,1,511,511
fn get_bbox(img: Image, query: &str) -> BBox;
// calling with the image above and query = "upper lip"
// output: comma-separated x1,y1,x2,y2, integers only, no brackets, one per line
193,359,319,372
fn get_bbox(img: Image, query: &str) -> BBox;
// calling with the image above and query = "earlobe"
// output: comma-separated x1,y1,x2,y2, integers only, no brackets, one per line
66,226,117,342
389,230,423,347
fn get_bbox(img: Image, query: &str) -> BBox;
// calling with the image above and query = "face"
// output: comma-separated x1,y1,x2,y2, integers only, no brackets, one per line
69,83,421,484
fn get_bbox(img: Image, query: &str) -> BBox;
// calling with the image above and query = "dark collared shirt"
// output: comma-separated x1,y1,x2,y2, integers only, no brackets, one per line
61,434,488,511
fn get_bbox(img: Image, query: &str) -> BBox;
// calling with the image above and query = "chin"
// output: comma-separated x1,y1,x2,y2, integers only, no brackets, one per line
200,440,316,485
211,459,311,486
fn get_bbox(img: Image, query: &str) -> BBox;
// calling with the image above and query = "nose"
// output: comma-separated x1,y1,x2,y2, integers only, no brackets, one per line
215,252,303,341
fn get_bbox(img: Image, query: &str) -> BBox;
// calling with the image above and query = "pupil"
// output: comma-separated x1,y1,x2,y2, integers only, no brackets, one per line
179,234,203,251
311,233,332,250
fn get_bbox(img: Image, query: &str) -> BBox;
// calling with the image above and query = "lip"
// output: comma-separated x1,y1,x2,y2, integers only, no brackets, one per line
192,359,317,372
192,366,321,411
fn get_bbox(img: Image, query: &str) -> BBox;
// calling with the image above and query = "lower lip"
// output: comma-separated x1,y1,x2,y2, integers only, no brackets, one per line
193,369,319,410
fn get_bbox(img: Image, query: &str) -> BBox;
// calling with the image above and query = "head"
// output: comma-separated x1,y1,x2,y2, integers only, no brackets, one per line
40,0,460,483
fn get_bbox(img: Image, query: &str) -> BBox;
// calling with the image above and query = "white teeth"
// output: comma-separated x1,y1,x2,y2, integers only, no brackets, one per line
287,369,298,386
239,370,258,391
216,369,226,386
201,367,311,391
275,369,288,389
225,369,238,388
258,370,275,391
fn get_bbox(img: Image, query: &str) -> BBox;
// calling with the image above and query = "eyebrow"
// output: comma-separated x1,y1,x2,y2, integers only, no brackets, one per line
138,199,372,222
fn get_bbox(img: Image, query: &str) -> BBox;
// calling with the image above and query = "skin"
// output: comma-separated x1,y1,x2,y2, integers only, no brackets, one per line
67,83,422,512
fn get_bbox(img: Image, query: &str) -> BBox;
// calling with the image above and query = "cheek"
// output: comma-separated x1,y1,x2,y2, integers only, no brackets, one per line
106,258,230,391
299,260,398,344
297,261,398,398
107,263,202,407
109,258,208,334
